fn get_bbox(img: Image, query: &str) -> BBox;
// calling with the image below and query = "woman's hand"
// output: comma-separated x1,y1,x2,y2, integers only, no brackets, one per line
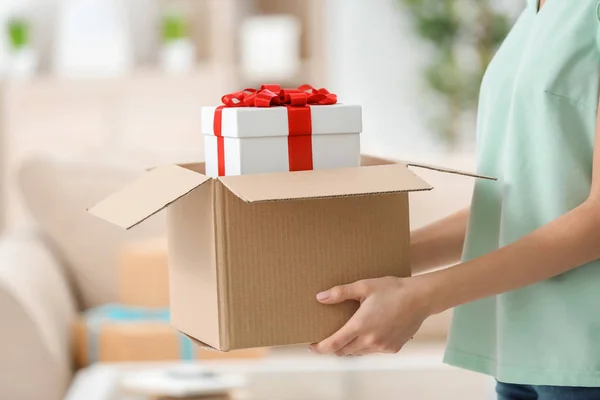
309,276,433,356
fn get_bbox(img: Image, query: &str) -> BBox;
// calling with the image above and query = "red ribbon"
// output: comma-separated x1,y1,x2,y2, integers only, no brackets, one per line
213,85,338,175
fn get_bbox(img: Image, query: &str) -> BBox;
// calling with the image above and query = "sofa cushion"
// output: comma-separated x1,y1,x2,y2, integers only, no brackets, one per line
0,231,76,400
18,155,167,308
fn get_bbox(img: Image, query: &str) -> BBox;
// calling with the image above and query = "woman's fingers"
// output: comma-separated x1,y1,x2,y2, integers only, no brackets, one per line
310,282,367,354
309,320,359,354
310,277,424,357
335,337,365,357
316,280,370,304
352,348,373,356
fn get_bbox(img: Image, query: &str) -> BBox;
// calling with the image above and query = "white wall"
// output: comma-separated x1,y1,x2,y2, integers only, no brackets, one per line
0,0,160,73
323,0,525,160
323,0,439,159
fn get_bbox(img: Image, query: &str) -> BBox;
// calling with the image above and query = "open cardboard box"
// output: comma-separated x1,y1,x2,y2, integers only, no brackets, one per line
89,155,492,351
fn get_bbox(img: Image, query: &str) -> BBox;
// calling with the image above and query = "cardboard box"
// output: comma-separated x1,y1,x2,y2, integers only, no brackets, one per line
118,238,170,307
88,156,490,351
72,314,267,368
201,104,362,176
73,317,193,367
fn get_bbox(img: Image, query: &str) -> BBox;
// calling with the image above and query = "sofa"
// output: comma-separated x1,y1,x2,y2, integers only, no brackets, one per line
0,153,476,400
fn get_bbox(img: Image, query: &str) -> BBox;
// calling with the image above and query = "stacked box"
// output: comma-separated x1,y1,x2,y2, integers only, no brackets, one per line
118,238,170,308
72,305,267,368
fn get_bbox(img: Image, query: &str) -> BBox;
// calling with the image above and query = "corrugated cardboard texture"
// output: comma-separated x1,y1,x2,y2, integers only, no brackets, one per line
118,238,170,307
216,189,411,349
168,179,221,349
218,164,432,203
88,155,489,351
87,165,210,229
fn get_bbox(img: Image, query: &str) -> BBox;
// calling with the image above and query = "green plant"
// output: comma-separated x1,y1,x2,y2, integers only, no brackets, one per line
398,0,511,147
7,17,29,51
162,12,188,43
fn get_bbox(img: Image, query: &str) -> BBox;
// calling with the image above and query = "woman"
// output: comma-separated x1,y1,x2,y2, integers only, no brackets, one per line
310,1,600,398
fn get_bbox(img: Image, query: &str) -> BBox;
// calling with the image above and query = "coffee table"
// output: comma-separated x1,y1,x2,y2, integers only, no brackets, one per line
64,343,495,400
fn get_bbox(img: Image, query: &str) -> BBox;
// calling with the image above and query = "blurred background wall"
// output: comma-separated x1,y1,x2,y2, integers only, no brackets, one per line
324,0,524,158
325,0,435,157
0,0,523,236
0,0,524,230
0,2,530,399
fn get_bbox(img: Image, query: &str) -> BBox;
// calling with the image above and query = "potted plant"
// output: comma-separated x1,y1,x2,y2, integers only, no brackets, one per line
160,8,196,75
6,16,37,77
397,0,511,148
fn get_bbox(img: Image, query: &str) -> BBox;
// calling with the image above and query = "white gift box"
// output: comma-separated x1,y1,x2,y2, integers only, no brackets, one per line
201,104,362,177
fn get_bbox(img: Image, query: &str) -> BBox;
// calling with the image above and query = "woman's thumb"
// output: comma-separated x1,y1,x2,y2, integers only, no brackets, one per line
316,282,367,304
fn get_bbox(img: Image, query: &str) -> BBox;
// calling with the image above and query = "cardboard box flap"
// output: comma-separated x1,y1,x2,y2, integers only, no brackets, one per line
180,332,222,352
402,161,496,180
88,165,211,229
218,164,432,203
361,154,495,181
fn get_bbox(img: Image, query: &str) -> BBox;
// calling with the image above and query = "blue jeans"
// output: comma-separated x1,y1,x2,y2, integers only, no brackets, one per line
497,381,600,400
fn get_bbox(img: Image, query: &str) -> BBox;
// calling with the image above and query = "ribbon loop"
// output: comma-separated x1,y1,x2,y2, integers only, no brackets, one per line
255,89,281,107
212,83,337,176
260,84,282,93
219,84,338,108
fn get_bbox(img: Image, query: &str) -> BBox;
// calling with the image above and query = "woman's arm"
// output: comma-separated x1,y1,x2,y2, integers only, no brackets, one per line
410,208,470,275
425,98,600,314
309,99,600,357
426,199,600,314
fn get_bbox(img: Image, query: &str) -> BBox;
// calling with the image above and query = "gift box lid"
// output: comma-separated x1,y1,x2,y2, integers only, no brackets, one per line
201,104,362,138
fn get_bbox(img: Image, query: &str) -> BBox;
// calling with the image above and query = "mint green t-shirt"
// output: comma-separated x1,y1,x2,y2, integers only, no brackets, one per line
443,0,600,387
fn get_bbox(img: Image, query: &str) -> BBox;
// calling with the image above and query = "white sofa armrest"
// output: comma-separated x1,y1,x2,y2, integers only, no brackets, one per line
0,231,77,400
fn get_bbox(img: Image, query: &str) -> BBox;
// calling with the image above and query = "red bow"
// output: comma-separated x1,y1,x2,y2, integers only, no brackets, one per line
220,84,338,108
